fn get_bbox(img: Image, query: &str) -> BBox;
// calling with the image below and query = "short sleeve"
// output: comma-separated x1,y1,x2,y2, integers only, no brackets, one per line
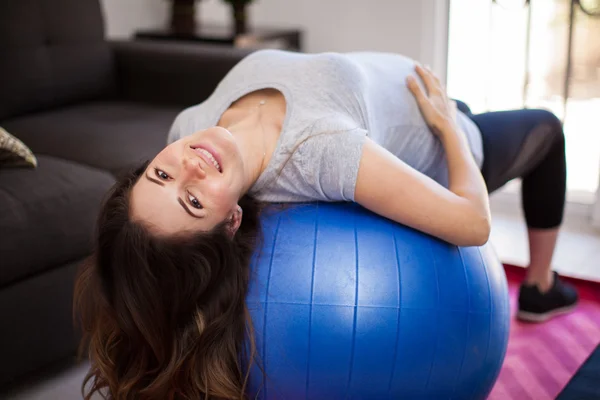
298,128,368,202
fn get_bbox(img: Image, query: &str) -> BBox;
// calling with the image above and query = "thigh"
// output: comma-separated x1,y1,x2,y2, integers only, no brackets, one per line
470,109,563,193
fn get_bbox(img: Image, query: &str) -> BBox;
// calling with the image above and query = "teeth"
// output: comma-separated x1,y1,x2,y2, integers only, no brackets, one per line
198,148,221,172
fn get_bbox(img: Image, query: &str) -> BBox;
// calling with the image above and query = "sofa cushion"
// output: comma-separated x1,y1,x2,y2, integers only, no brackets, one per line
0,155,115,287
2,101,180,175
0,0,115,120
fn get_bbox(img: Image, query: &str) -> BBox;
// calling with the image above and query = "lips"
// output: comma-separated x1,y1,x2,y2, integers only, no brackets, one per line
190,145,222,172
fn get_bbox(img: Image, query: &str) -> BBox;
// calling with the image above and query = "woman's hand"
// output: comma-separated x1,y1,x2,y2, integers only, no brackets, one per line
406,64,458,137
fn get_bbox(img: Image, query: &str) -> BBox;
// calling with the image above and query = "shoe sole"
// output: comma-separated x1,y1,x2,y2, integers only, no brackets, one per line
517,303,578,323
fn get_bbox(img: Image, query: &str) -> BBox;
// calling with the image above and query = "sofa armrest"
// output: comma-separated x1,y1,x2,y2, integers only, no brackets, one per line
111,40,253,107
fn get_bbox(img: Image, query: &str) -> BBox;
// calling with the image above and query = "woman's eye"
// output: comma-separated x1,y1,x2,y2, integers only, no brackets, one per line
154,168,170,180
188,192,203,209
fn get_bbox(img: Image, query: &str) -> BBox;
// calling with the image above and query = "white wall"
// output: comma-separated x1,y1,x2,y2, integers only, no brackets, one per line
594,179,600,228
100,0,168,39
200,0,449,77
100,0,449,78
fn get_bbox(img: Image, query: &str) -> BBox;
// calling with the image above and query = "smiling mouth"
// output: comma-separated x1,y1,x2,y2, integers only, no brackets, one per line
191,146,222,172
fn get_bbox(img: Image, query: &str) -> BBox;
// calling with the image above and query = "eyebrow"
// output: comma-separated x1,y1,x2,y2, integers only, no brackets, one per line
144,172,202,219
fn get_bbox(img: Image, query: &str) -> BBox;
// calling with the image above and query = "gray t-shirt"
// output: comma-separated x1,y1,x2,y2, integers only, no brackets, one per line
168,50,483,202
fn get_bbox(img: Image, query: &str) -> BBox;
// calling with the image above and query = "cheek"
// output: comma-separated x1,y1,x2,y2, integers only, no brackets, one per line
156,141,182,163
204,180,238,204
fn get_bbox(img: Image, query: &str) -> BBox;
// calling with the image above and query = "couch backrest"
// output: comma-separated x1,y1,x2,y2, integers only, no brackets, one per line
0,0,115,120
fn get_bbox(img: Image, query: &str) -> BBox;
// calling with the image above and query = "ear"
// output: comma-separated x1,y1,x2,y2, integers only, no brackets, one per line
226,205,243,238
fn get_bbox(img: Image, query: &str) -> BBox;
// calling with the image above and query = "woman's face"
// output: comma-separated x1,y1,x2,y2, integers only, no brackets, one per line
130,127,245,235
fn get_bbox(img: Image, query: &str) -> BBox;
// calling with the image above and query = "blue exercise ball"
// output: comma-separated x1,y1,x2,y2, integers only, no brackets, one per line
246,203,509,400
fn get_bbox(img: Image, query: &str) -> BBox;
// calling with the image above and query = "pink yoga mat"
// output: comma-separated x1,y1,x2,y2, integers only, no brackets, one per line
489,265,600,400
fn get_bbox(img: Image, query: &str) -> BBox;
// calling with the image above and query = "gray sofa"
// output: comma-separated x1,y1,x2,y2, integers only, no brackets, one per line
0,0,250,387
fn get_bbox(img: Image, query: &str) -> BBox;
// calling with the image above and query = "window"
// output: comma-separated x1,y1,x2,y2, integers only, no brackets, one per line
447,0,600,210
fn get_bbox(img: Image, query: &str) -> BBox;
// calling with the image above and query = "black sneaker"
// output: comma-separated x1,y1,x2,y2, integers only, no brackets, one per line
517,271,579,323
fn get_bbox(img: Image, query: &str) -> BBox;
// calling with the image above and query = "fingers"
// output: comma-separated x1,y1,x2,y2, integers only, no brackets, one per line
414,64,442,95
406,75,430,107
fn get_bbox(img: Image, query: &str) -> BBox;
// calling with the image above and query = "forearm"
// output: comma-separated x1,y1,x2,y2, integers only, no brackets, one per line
405,64,491,244
440,123,491,222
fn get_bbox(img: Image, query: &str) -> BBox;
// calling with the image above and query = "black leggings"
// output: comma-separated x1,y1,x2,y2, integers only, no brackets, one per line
455,101,566,229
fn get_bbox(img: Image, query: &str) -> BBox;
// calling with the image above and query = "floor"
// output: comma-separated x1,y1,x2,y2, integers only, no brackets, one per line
2,202,599,400
489,193,600,282
490,266,600,400
557,344,600,399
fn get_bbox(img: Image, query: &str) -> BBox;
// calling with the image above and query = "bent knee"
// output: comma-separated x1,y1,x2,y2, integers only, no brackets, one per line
531,109,564,146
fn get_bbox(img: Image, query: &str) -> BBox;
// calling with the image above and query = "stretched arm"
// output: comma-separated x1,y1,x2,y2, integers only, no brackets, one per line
354,65,490,247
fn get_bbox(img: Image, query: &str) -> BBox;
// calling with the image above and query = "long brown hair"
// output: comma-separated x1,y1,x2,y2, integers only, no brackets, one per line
73,162,263,399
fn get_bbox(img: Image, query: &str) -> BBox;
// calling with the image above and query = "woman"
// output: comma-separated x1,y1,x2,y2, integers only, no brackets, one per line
75,50,577,399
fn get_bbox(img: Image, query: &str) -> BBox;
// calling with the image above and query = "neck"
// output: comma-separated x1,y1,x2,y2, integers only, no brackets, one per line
225,109,268,195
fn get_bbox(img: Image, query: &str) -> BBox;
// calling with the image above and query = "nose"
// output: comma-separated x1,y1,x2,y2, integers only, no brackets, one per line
182,156,206,178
